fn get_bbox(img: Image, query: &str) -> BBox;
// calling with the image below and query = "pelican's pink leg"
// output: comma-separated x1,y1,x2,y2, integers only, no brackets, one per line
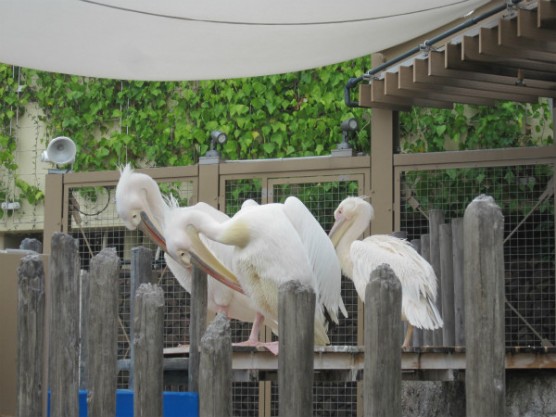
233,312,264,346
232,313,280,355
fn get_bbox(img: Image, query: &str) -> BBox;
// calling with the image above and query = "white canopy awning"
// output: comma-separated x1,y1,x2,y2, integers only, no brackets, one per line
0,0,490,80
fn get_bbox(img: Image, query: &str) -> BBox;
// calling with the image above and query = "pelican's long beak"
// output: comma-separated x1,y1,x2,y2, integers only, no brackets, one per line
328,217,348,248
185,224,245,295
139,211,167,252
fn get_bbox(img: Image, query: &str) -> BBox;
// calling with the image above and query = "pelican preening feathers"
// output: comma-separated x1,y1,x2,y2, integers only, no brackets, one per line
115,165,267,325
116,164,440,352
329,196,443,348
163,196,348,353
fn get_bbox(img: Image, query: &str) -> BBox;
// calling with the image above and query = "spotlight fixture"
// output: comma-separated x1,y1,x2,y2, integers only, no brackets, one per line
337,118,358,150
204,130,228,158
41,136,77,173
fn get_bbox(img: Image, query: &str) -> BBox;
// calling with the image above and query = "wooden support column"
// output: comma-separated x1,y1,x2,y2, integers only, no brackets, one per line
370,110,398,234
43,174,64,255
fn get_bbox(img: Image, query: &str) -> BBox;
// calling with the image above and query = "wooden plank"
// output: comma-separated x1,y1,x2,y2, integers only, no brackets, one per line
446,42,556,82
133,283,164,417
410,239,423,348
395,66,491,106
128,246,153,389
499,17,556,54
538,0,556,29
364,264,402,417
189,265,208,392
199,313,232,417
428,210,444,347
451,218,465,347
464,196,505,417
518,8,556,43
463,35,556,74
480,26,556,64
431,49,556,92
420,234,434,347
87,248,120,417
439,224,455,347
79,270,89,390
48,233,80,417
428,50,556,98
413,60,512,104
17,254,45,417
372,78,446,110
278,280,315,417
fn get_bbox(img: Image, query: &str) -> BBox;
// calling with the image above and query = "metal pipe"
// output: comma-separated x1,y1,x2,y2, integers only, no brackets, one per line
344,0,523,108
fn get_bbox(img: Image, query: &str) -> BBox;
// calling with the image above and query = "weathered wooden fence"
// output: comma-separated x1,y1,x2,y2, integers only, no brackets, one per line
16,195,506,416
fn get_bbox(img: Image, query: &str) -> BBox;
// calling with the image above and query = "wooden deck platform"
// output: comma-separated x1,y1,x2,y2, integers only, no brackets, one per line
119,345,556,383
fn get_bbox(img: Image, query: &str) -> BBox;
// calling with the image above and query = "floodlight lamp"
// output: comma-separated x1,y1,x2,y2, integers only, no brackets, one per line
337,118,358,150
340,118,358,132
204,130,228,158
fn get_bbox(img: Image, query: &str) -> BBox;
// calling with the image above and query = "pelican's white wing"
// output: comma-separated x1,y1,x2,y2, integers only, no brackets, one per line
283,196,348,324
351,235,442,330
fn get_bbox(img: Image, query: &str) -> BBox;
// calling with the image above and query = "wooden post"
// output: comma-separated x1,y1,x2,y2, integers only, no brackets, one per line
278,280,315,417
410,239,423,347
451,218,465,346
464,195,505,417
199,313,232,417
87,248,120,417
133,283,164,417
439,224,455,346
19,238,43,253
129,246,153,388
420,234,433,346
17,254,45,417
189,265,208,392
48,233,80,417
79,270,89,390
364,264,402,417
428,209,444,346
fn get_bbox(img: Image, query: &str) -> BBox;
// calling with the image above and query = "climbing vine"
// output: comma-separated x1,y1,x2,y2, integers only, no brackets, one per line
0,57,554,218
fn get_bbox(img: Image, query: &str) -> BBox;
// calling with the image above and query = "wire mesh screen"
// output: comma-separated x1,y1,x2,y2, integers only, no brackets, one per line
221,177,361,416
270,381,358,417
68,180,195,389
399,164,555,347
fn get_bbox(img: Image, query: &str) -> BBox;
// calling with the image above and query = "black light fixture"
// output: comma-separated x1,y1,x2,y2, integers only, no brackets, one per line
337,118,358,150
204,130,228,158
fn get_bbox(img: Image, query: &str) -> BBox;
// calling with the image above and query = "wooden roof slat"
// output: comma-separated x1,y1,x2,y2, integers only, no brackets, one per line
538,0,556,29
384,67,486,108
412,59,539,103
481,26,556,63
448,41,556,82
518,8,556,43
359,80,450,110
499,17,556,54
373,79,450,110
362,1,556,110
463,34,556,74
358,83,411,111
428,50,556,98
435,49,556,90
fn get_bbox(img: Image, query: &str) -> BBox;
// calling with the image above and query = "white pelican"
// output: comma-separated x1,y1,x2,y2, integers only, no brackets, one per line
163,196,347,354
114,165,269,328
328,196,443,348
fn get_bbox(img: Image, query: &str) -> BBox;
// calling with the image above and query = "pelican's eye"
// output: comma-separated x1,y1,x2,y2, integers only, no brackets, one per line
132,214,138,219
179,251,186,258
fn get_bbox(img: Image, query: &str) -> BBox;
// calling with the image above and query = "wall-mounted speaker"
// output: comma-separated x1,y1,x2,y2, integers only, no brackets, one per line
41,136,76,165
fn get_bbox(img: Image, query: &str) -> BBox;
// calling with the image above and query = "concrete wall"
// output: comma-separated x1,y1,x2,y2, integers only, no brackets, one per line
1,102,48,237
401,371,556,417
